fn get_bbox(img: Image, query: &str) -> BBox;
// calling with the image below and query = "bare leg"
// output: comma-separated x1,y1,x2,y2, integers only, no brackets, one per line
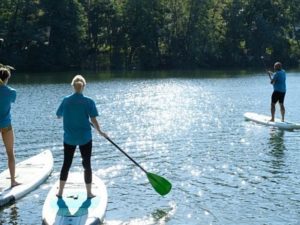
56,180,66,197
2,128,20,187
270,103,275,122
280,103,285,122
85,183,95,198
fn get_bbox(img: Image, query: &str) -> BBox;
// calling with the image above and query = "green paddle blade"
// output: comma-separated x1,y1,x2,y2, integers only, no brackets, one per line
147,172,172,196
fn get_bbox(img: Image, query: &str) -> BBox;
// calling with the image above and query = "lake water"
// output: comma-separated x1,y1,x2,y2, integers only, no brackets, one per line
0,71,299,225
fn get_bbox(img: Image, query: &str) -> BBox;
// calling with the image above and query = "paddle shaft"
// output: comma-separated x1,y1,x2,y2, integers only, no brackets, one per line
105,137,148,174
260,56,272,80
105,137,172,196
91,122,172,196
90,122,147,174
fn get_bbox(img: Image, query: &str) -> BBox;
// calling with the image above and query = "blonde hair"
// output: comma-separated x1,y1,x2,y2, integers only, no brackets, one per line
0,67,11,85
71,75,86,92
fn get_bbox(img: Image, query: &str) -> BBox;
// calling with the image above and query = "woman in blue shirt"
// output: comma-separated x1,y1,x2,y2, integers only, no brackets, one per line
0,66,20,187
56,75,107,198
268,62,286,122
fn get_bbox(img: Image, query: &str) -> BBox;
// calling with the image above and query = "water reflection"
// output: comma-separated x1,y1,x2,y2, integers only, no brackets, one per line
0,204,19,224
9,204,19,224
268,129,286,172
1,73,300,225
268,129,285,156
11,70,251,84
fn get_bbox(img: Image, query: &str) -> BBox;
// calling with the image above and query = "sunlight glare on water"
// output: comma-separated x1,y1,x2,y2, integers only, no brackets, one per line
0,72,299,225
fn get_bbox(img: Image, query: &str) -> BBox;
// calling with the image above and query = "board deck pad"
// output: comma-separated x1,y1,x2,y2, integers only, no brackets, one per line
244,112,300,130
42,173,107,225
0,149,53,207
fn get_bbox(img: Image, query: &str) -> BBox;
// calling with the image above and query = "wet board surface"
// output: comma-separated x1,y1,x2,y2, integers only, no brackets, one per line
42,172,107,225
244,112,300,130
0,149,53,207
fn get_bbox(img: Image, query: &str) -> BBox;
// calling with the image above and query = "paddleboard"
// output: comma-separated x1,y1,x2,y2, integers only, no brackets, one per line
42,172,107,225
0,149,53,207
244,112,300,130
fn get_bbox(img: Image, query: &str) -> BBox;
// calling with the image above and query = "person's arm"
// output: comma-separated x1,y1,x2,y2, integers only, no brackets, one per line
89,98,107,137
11,89,16,103
267,70,274,82
270,72,278,84
56,99,64,119
90,117,107,137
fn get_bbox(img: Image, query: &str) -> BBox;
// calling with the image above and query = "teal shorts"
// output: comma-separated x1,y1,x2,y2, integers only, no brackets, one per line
0,124,12,133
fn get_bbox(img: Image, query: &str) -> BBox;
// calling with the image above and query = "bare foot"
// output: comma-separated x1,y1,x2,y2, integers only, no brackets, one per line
56,193,62,198
87,193,96,198
11,181,21,188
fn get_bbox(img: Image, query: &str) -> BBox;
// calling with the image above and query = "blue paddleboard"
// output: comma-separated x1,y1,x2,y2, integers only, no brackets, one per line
42,172,107,225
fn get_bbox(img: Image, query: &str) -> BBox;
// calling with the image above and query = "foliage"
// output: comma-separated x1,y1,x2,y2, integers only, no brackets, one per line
0,0,299,71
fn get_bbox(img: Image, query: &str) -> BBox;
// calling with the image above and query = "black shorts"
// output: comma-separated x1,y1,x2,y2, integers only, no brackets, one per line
271,91,285,104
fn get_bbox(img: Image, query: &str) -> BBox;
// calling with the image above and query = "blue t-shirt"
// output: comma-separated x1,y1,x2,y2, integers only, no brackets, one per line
0,85,16,128
56,93,99,146
272,69,286,93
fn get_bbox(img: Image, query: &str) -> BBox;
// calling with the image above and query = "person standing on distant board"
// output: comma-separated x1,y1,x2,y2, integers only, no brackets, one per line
56,75,107,198
0,66,20,188
268,62,286,122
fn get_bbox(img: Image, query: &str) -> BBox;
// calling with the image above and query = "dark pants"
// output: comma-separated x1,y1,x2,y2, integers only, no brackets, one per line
271,91,285,104
60,140,92,184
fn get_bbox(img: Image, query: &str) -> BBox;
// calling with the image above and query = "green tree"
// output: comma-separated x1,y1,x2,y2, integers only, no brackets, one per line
159,0,189,68
285,0,300,64
1,0,300,71
0,0,44,69
160,0,227,68
222,0,249,66
83,0,123,70
41,0,87,70
224,0,291,66
124,0,164,69
186,0,228,68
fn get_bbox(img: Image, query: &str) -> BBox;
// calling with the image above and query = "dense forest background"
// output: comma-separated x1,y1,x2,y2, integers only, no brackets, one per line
0,0,300,71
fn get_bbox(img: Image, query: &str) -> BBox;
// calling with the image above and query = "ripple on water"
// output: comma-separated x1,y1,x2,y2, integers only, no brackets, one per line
1,76,299,224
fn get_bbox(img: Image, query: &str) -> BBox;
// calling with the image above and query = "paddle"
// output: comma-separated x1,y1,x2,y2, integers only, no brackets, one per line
91,123,172,196
260,56,272,81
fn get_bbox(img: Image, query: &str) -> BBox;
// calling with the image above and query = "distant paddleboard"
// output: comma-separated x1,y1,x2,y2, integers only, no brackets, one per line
244,112,300,130
0,149,53,207
42,172,107,225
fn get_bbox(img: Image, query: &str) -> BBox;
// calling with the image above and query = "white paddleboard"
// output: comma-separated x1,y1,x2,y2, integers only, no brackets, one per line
244,112,300,130
0,149,53,207
42,172,107,225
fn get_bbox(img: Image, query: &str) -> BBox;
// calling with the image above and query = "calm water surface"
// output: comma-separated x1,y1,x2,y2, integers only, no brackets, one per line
0,71,299,225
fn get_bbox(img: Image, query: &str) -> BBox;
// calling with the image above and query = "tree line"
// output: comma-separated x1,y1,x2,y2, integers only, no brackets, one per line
0,0,300,71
